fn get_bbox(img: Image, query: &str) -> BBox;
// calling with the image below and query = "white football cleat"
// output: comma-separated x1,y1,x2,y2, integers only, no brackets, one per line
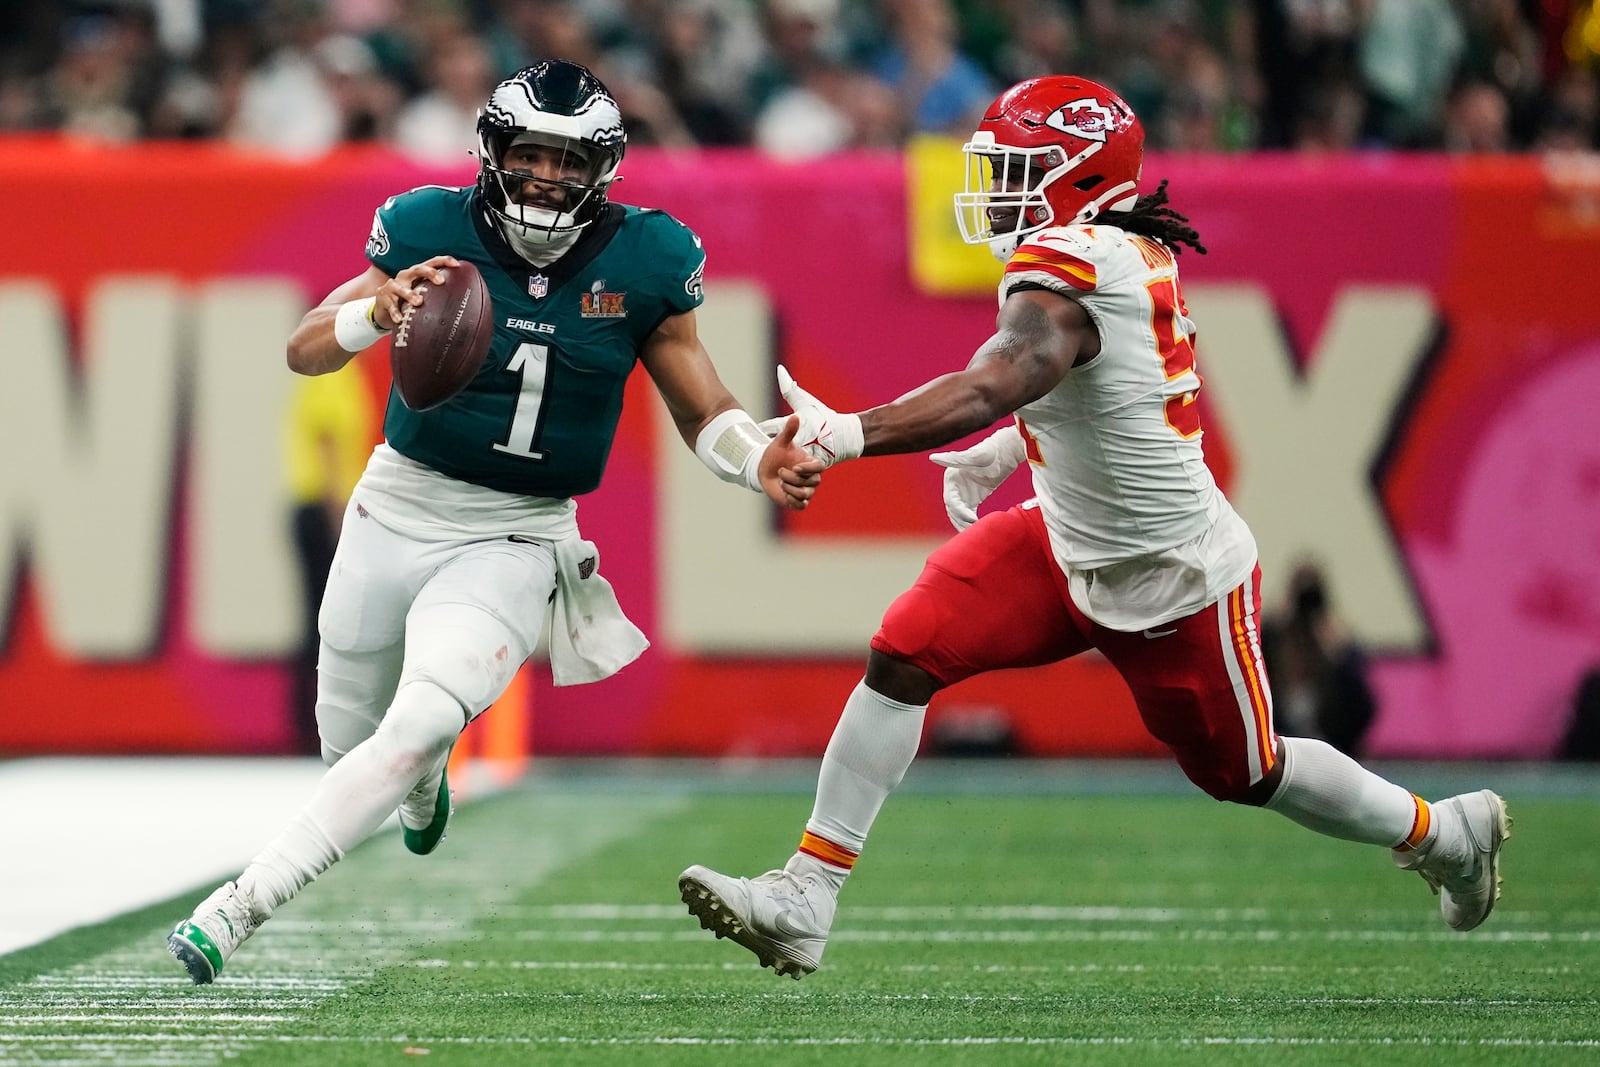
167,880,264,984
1393,789,1511,931
679,864,836,979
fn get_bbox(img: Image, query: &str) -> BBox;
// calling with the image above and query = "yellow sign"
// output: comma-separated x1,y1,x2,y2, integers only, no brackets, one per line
906,135,1003,296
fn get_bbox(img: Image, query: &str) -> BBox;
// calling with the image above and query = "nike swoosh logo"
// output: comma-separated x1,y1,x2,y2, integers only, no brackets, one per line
772,909,815,940
1143,627,1178,639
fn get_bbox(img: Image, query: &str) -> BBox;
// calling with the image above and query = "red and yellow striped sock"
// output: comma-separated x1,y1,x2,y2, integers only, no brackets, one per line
798,831,859,873
1393,794,1432,852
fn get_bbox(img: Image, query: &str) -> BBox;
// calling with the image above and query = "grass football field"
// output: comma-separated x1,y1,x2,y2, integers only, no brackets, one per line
2,760,1596,1066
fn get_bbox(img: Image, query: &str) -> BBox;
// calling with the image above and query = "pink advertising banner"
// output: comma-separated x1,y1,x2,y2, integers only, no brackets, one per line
0,139,1595,759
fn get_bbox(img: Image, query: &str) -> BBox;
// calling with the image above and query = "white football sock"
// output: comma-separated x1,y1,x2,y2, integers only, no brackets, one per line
398,751,452,830
1264,736,1430,848
237,680,464,915
790,680,926,891
237,812,341,920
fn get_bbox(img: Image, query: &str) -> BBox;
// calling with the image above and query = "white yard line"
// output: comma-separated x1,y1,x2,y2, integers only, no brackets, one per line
505,926,1600,944
484,902,1600,924
2,1035,1595,1051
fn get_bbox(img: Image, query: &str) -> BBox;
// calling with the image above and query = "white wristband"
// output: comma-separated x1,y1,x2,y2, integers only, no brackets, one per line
694,408,768,493
333,297,390,354
828,411,865,465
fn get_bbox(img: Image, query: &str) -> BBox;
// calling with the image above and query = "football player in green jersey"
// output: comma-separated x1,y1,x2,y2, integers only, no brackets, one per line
166,60,824,985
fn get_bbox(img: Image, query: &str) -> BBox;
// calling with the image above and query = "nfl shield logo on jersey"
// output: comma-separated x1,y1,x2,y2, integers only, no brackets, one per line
528,274,549,299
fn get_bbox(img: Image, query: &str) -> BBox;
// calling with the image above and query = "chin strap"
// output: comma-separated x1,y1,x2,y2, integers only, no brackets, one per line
497,215,582,266
989,235,1020,262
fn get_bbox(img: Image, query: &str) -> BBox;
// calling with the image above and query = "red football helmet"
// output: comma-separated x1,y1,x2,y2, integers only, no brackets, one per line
955,76,1145,255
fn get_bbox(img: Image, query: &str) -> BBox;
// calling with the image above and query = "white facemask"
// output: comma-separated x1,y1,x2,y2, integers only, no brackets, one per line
492,132,601,264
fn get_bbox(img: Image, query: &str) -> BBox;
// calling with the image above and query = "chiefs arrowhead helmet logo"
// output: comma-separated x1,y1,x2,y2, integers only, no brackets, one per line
1043,97,1129,143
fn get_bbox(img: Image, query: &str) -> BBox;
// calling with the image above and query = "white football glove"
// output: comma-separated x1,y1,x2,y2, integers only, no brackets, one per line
756,364,864,468
929,423,1027,531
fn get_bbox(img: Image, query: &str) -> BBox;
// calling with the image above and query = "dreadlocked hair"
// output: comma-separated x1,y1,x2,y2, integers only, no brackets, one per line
1108,179,1206,255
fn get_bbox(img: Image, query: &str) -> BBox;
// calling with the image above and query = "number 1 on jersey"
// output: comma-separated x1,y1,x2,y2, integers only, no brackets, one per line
492,341,551,461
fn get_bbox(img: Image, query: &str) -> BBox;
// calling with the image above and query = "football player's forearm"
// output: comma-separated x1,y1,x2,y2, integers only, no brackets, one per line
289,265,397,375
286,308,361,376
859,374,1015,456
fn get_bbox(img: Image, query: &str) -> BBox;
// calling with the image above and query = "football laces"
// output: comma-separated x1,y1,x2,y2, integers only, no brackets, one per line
392,303,416,348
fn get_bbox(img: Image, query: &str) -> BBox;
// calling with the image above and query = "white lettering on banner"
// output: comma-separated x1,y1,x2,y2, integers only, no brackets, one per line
1186,284,1433,650
191,281,303,656
0,277,1433,661
660,282,944,654
0,278,303,659
0,280,183,658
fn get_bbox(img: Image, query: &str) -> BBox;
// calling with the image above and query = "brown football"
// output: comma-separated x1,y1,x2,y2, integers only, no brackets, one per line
389,260,495,412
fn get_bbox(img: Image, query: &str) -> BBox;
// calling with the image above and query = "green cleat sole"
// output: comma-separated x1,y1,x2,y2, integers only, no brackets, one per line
167,925,222,985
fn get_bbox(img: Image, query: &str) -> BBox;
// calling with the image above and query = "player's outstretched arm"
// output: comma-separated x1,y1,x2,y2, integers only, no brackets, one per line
286,257,458,376
858,290,1091,454
641,309,823,511
775,289,1093,467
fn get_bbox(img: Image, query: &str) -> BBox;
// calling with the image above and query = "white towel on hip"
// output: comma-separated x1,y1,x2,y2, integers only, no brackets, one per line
547,535,649,686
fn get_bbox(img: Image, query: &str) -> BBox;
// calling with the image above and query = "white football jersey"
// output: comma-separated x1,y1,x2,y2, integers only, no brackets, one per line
1001,223,1255,629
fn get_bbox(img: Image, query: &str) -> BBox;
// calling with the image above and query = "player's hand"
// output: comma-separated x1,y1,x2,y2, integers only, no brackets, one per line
929,423,1027,531
757,365,864,468
758,414,826,510
373,255,460,330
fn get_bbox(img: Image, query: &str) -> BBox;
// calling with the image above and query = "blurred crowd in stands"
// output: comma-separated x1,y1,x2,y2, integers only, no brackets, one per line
3,0,1600,160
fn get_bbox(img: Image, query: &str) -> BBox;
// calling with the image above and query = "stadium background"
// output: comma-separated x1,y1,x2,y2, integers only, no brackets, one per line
2,140,1598,764
2,10,1598,1062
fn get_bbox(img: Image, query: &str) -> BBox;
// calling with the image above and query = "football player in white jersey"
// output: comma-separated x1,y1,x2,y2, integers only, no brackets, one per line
680,75,1510,979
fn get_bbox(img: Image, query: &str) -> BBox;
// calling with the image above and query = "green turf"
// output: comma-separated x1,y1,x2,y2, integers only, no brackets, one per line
3,764,1597,1066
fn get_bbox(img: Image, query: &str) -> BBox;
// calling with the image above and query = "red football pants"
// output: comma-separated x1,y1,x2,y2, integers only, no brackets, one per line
871,505,1278,798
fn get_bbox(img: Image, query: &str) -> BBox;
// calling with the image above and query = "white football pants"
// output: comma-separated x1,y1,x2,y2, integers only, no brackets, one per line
313,501,558,769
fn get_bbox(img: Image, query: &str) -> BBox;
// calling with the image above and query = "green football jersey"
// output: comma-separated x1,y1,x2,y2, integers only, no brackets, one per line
365,186,707,498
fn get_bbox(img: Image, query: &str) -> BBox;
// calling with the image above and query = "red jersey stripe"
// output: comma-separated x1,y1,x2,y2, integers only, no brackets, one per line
1010,244,1098,281
1006,255,1097,292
